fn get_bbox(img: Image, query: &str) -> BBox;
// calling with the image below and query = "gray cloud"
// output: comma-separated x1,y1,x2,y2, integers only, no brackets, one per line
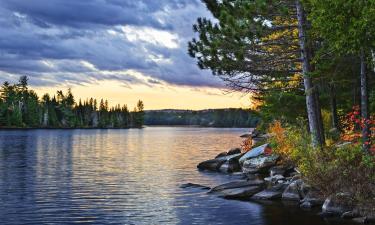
0,0,223,88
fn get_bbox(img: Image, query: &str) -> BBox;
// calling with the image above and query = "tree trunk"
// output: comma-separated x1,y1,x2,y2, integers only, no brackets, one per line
296,0,324,148
360,49,370,152
329,83,339,130
315,89,325,144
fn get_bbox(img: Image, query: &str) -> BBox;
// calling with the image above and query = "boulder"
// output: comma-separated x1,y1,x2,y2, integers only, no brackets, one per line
252,183,288,200
239,144,271,164
264,175,285,184
240,130,259,138
219,157,241,173
197,158,227,171
282,179,304,201
215,152,228,158
180,183,210,190
270,164,295,177
242,155,279,174
209,180,265,199
322,193,354,216
198,153,242,172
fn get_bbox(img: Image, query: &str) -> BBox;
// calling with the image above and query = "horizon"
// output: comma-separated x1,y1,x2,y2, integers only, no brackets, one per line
0,0,250,110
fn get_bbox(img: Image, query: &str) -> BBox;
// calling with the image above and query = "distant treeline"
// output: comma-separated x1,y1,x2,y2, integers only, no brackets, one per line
0,76,145,128
144,109,260,127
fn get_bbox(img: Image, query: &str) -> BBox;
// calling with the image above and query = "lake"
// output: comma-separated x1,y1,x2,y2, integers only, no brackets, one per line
0,127,349,225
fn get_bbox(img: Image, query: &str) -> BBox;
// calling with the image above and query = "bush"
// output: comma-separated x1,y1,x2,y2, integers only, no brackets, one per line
268,121,375,210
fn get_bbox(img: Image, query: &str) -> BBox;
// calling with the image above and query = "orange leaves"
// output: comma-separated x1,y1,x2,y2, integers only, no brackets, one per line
268,120,293,158
240,136,253,152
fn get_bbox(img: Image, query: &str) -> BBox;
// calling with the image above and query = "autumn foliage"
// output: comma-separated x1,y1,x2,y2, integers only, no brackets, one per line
341,105,375,153
268,120,295,162
240,136,253,152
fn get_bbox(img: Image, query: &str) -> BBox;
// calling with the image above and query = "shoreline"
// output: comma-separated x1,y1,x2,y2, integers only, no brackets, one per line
196,139,375,224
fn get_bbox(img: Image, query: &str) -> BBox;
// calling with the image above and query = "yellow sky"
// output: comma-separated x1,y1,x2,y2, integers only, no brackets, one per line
33,80,251,110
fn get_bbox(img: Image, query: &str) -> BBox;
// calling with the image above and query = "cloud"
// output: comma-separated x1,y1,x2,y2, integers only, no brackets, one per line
0,0,223,88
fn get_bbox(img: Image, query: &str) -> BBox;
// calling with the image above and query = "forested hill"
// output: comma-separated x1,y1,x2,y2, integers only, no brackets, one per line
144,108,260,127
0,76,145,128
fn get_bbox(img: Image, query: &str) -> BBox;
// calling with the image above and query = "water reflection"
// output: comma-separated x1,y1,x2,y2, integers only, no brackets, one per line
0,128,347,225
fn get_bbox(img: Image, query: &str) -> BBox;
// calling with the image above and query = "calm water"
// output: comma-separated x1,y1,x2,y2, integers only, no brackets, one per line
0,127,349,225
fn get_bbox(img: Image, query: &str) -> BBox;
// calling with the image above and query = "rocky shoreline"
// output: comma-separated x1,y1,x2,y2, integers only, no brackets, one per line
191,132,375,224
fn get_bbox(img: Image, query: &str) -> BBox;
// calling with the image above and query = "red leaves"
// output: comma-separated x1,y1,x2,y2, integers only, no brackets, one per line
341,105,374,145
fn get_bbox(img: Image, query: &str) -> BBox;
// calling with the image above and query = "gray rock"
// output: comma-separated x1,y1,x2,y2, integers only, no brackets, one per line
322,193,353,216
197,158,227,171
300,189,324,208
219,158,241,173
352,217,368,224
227,148,241,155
215,152,228,158
282,179,304,201
240,133,252,138
180,183,210,190
264,175,285,184
341,211,359,219
209,179,265,199
198,153,242,172
242,155,279,174
238,144,271,164
270,164,296,177
210,180,264,192
252,183,287,200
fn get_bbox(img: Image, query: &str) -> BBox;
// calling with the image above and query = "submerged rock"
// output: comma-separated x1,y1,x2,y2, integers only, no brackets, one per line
209,180,265,199
180,183,210,190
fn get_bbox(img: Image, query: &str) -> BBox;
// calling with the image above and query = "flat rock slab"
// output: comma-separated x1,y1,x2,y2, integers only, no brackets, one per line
239,143,270,164
209,180,265,199
252,190,283,200
252,183,287,200
213,185,264,199
209,180,264,192
180,183,210,190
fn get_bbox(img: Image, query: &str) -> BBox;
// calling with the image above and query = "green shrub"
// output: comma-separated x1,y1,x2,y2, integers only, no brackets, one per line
269,122,375,209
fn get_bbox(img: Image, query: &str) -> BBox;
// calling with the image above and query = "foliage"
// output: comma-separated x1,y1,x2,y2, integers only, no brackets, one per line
270,121,375,208
0,77,144,128
240,136,252,152
341,105,375,152
268,120,309,163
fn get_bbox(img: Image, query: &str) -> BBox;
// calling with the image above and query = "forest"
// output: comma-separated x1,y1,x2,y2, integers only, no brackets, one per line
0,76,145,128
144,109,260,127
188,0,375,218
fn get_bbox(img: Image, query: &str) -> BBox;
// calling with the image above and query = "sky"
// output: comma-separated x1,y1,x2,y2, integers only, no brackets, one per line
0,0,249,110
